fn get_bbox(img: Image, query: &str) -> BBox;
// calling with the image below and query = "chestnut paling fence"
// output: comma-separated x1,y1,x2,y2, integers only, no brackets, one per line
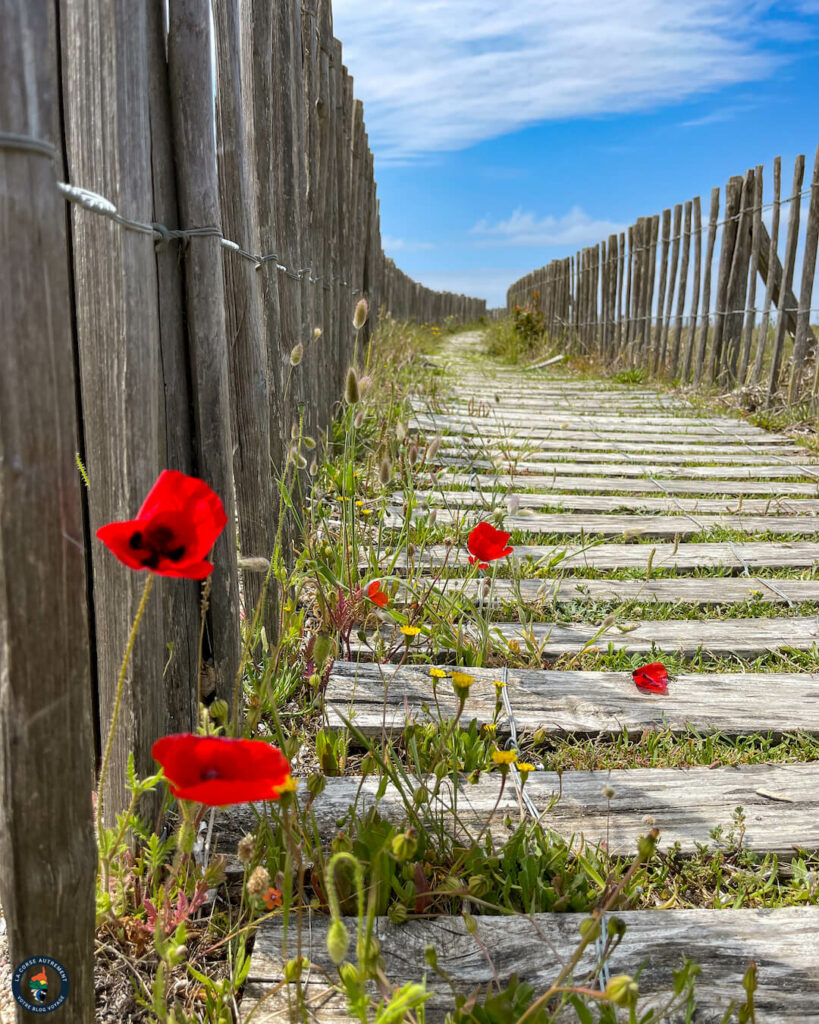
0,0,484,1017
506,147,819,406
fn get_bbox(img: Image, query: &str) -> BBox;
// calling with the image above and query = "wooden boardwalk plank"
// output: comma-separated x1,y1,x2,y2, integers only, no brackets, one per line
326,662,819,735
411,575,819,605
411,489,819,515
228,763,819,857
428,435,807,457
437,471,819,496
387,540,819,570
437,455,818,480
243,908,819,1022
358,616,819,657
387,509,819,538
436,443,814,465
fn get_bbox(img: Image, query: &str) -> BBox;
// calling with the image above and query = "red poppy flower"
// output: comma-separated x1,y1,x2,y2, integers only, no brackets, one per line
96,470,227,579
467,521,514,569
151,733,292,806
632,662,668,694
367,580,389,608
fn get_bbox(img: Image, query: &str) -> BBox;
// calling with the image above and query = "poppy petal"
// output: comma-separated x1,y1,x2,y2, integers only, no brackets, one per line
632,662,669,694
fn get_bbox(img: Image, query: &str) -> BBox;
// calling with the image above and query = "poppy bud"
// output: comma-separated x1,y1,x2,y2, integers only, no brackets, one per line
388,902,409,925
424,945,438,969
296,454,307,470
605,975,638,1007
308,673,322,689
290,343,304,366
467,874,491,898
390,828,418,862
579,916,601,941
339,962,359,987
379,457,392,486
209,698,229,725
345,367,360,405
353,298,369,330
284,957,309,983
327,919,350,965
313,633,333,668
607,916,627,938
602,783,616,799
302,435,316,450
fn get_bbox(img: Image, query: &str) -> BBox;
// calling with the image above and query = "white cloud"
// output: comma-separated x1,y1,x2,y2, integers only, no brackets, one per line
381,235,436,252
331,0,796,161
470,206,626,247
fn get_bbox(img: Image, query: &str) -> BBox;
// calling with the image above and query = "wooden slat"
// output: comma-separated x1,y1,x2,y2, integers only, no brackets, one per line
387,509,819,539
388,575,819,606
437,444,814,466
386,539,819,570
359,616,819,657
242,908,819,1022
412,488,819,515
326,662,819,735
228,763,819,857
425,434,803,457
437,456,817,481
438,471,819,496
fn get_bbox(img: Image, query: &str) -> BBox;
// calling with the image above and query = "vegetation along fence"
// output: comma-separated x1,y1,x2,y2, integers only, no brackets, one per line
507,146,819,406
0,0,483,1016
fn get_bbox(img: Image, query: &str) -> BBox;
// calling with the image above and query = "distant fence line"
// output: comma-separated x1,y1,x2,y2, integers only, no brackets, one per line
1,1,483,1017
506,147,819,406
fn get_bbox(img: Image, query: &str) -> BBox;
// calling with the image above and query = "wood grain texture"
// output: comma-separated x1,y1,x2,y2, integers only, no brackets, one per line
325,662,819,735
437,471,819,496
242,908,819,1022
436,456,817,481
0,5,96,1015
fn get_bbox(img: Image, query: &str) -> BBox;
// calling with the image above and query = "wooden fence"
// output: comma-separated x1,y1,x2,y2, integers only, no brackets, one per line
0,1,483,1017
506,147,819,406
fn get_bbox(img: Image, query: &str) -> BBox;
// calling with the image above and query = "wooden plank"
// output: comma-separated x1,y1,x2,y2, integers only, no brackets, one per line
168,0,241,707
359,616,819,657
0,7,96,1015
738,165,764,384
767,154,805,398
426,434,805,457
436,444,814,466
389,509,819,539
414,413,777,439
411,488,819,515
387,540,819,570
752,156,782,384
680,195,702,381
63,0,167,827
436,456,817,480
693,186,721,385
229,763,819,857
709,175,743,382
326,662,819,735
792,143,819,401
724,168,756,383
243,908,819,1023
669,199,692,377
437,471,819,496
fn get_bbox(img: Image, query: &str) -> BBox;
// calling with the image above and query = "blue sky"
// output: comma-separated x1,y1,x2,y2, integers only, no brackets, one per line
332,0,819,307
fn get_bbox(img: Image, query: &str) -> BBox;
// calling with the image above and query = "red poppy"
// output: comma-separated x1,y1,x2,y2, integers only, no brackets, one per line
367,580,389,608
96,470,227,579
151,733,292,806
467,521,514,569
632,662,668,694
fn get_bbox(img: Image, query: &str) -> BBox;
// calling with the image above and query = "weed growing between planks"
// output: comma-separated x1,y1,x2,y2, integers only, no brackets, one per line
94,316,771,1023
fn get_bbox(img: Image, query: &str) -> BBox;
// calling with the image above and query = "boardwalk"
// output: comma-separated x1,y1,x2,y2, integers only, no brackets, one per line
238,331,819,1021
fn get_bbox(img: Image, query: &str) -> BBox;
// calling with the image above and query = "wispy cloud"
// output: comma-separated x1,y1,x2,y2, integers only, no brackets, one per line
470,206,626,247
381,235,436,253
332,0,803,161
681,103,755,127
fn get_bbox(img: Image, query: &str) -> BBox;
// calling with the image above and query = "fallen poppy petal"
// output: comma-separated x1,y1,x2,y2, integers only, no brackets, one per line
632,662,668,694
152,733,291,806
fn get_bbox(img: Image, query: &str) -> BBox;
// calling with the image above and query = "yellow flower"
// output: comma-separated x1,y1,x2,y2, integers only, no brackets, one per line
361,508,373,516
493,679,506,689
355,499,364,506
482,723,497,734
429,667,447,678
274,776,299,794
450,671,474,690
491,749,518,765
517,762,535,773
401,625,421,636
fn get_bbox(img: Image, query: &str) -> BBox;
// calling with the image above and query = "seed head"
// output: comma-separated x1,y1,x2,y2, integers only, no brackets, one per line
345,366,360,405
354,410,365,428
408,444,419,466
426,435,441,460
291,422,300,440
379,456,392,486
289,343,303,366
396,422,407,442
359,374,372,395
309,456,318,476
313,326,323,341
507,494,520,515
353,298,369,330
237,834,255,864
247,865,270,897
302,435,316,450
602,784,616,799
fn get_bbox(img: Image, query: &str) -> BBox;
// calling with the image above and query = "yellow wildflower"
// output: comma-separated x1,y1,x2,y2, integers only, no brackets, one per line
429,667,447,678
361,508,373,516
355,499,364,506
450,671,474,691
491,749,518,765
493,679,506,689
274,776,299,794
401,625,422,636
517,762,535,773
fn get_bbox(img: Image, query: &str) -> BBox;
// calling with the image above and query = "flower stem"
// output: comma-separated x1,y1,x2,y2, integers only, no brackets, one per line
97,573,154,840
